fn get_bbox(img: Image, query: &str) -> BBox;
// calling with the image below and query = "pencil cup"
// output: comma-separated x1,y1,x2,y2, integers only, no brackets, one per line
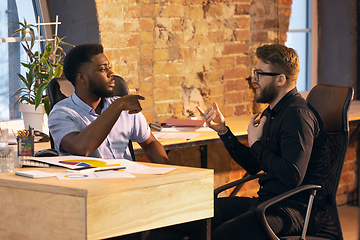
0,147,14,172
17,136,34,157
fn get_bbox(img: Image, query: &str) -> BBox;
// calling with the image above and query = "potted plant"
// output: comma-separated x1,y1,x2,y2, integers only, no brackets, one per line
11,19,73,133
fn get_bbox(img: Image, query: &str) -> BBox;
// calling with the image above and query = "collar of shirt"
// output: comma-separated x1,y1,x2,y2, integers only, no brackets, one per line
70,93,111,116
263,87,299,117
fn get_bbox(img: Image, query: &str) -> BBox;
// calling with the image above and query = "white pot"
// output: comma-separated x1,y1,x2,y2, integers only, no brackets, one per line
19,103,49,134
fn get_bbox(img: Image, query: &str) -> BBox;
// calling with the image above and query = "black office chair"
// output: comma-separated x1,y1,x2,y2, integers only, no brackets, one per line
214,84,354,240
47,75,136,160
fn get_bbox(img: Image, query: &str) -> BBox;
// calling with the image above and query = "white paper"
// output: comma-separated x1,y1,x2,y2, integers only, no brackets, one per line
15,170,55,178
153,132,200,140
55,172,98,180
94,171,135,179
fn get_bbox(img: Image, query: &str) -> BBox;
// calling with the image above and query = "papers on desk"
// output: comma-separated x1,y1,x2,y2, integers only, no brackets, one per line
15,156,177,180
153,132,200,140
150,119,213,132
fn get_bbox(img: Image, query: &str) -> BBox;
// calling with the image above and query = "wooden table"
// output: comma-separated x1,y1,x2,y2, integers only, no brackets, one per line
0,163,213,240
133,100,360,167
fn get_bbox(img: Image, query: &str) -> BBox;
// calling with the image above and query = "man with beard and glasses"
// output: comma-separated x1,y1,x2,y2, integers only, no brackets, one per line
197,44,328,240
48,43,169,164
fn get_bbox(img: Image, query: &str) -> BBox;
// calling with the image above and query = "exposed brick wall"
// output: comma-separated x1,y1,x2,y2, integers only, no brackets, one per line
94,0,357,203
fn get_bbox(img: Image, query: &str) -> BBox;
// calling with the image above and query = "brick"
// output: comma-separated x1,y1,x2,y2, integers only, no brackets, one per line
225,91,243,104
236,56,250,66
140,18,154,31
154,75,170,88
154,88,182,101
169,102,184,115
235,3,251,15
154,49,169,61
128,34,140,47
139,82,153,95
172,18,184,32
252,32,268,42
169,75,184,87
186,5,203,19
204,70,224,84
140,44,153,55
154,62,182,75
226,80,235,92
155,102,170,115
140,56,153,68
235,16,251,29
123,21,140,32
235,78,248,91
224,66,248,79
243,89,254,101
264,19,279,29
235,104,247,115
119,48,140,62
142,4,155,17
205,4,223,17
162,4,184,17
128,5,141,18
141,96,154,110
141,31,154,43
142,110,153,123
210,56,236,70
223,43,248,55
234,29,250,41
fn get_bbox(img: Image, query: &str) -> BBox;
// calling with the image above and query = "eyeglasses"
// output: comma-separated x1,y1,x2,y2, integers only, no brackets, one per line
253,69,288,82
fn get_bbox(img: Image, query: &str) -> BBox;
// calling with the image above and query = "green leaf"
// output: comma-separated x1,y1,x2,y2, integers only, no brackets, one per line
54,64,63,78
43,96,51,116
34,82,48,109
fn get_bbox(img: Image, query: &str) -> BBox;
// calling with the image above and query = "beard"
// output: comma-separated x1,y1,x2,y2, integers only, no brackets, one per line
254,79,278,103
88,78,115,98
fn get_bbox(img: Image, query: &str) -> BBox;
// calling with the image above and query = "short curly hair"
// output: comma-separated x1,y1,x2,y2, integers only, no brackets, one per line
63,43,104,86
256,44,300,85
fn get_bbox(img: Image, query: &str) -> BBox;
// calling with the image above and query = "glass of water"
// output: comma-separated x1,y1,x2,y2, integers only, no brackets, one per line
0,129,8,147
0,147,14,172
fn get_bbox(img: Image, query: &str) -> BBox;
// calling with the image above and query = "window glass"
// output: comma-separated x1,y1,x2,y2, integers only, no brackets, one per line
0,0,39,121
286,0,312,92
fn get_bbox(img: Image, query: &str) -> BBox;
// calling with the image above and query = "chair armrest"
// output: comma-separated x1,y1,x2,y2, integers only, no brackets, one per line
214,173,262,198
255,184,321,240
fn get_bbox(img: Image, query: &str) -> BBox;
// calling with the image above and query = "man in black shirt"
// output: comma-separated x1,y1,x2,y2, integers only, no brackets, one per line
197,44,328,240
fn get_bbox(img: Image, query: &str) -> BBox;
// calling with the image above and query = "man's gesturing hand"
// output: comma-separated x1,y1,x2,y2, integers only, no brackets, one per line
196,102,228,135
116,94,145,114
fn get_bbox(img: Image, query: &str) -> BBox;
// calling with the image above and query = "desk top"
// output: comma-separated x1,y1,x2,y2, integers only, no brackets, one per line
0,163,213,198
30,100,360,154
134,100,360,153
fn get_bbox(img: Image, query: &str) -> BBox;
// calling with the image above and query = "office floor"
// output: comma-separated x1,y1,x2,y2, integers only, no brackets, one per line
338,204,359,240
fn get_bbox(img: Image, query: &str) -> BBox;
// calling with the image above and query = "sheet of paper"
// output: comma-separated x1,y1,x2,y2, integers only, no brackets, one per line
27,156,127,169
55,172,98,180
94,171,135,179
153,132,200,140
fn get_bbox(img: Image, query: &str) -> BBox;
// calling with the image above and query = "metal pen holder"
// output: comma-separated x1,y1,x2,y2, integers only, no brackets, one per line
17,136,34,157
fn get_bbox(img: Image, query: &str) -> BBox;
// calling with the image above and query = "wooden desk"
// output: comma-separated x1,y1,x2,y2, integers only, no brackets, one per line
0,164,213,240
134,100,360,167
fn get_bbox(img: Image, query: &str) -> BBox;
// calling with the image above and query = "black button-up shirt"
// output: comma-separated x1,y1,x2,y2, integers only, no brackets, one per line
220,88,328,205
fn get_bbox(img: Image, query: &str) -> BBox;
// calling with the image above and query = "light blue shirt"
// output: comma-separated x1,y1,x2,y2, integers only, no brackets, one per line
48,93,150,160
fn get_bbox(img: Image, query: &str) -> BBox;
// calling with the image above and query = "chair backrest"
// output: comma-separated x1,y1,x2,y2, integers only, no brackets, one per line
306,84,353,240
47,75,136,160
